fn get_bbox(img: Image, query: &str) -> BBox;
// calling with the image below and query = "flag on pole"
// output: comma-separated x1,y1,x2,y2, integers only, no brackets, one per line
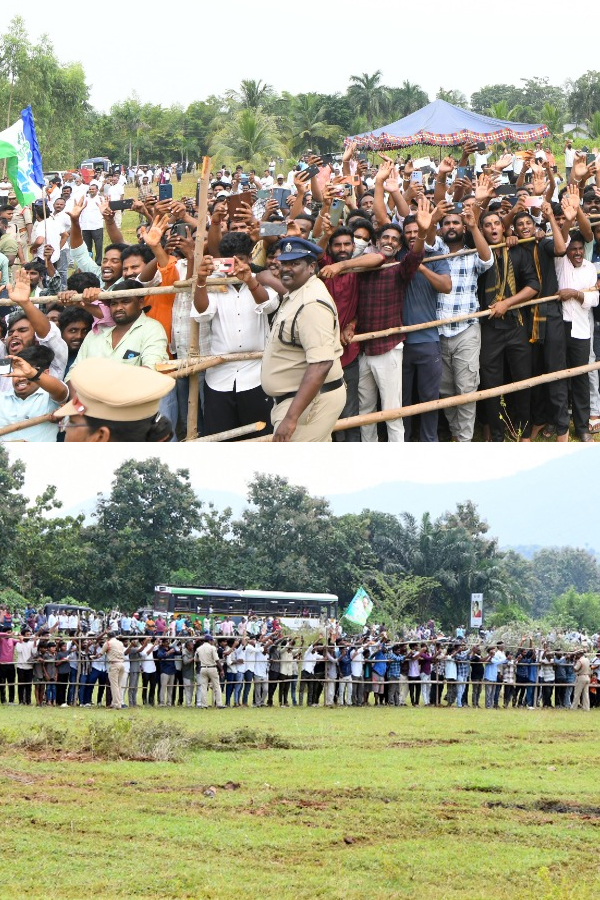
342,587,373,627
0,105,44,206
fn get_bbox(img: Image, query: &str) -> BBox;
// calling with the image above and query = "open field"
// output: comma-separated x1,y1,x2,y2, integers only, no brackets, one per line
1,706,599,900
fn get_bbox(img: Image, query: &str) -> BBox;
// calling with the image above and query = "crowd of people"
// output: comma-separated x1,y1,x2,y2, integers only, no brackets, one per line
0,603,597,712
0,138,599,441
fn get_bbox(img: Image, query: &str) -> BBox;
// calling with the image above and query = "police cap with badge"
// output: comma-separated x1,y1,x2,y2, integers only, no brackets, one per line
276,237,323,261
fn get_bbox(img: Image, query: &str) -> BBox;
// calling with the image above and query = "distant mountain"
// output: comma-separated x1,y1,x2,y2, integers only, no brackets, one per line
58,455,598,552
324,455,598,550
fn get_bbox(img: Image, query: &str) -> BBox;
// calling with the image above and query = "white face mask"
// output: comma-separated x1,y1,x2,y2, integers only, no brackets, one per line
353,238,369,257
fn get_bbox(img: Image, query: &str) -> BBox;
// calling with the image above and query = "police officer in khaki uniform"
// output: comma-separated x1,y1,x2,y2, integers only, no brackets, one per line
261,238,346,441
54,357,176,442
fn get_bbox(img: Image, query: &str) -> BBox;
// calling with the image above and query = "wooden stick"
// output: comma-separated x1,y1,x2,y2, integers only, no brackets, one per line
188,421,266,442
187,155,211,441
156,290,595,378
0,413,55,437
247,361,600,441
157,352,263,379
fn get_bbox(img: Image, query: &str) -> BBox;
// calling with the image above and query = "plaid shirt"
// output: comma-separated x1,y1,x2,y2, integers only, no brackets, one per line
455,651,470,682
427,237,494,338
356,250,424,355
386,652,403,679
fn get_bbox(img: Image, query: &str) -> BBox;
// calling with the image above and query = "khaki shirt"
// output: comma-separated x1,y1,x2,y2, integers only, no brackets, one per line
261,274,343,397
575,655,591,677
195,643,220,668
101,637,125,663
11,204,32,235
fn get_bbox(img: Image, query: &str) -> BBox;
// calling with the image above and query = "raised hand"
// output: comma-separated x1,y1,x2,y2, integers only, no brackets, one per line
139,213,171,248
415,195,433,234
6,268,32,306
67,195,87,221
438,156,456,176
342,141,357,163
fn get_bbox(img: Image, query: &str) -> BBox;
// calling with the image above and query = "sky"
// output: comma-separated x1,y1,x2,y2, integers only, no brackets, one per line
5,444,583,510
11,1,592,115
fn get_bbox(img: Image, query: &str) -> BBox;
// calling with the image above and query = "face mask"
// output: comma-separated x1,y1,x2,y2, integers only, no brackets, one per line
353,238,368,257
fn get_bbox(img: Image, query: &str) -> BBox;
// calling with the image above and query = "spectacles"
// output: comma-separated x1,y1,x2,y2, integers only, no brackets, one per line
57,416,89,433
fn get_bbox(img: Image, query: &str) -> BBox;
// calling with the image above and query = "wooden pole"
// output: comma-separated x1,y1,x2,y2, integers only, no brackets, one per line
247,361,600,442
154,290,597,378
0,413,55,437
187,155,211,441
188,421,266,442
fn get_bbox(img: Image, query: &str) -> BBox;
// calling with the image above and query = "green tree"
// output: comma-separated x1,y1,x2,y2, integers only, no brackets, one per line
567,70,600,123
470,84,525,116
284,93,343,155
530,547,600,616
436,88,468,108
225,79,276,111
541,102,564,137
487,100,524,122
387,81,429,119
209,108,285,169
232,474,341,593
84,459,203,610
347,71,389,129
586,111,600,140
0,446,27,582
549,587,600,633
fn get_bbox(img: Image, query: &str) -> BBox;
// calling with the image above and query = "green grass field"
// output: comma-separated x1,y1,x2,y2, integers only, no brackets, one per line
1,705,599,899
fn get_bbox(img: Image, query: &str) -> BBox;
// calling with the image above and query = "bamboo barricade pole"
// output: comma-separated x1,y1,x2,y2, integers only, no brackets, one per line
247,361,600,441
156,352,263,376
157,290,598,380
187,155,211,441
190,421,266,442
0,413,55,437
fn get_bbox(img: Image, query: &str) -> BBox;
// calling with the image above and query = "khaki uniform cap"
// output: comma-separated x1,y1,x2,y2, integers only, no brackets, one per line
55,358,175,422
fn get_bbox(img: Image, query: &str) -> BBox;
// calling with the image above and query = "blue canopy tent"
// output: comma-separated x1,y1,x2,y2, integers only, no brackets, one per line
347,99,549,150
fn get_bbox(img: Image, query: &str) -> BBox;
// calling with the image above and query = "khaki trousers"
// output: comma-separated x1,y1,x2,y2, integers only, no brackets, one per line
573,675,590,711
271,385,346,442
108,663,125,708
199,668,222,708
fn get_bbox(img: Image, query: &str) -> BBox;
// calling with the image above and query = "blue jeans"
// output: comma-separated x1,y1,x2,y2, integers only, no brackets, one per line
67,667,78,705
45,682,56,703
242,669,254,705
84,667,107,705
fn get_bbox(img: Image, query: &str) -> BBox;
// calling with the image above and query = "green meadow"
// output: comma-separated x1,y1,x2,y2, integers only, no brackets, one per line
0,705,599,900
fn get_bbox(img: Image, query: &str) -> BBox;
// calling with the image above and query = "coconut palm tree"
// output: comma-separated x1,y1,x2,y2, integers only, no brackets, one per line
208,108,284,169
225,79,276,111
487,100,525,122
586,110,600,140
347,71,389,130
388,81,429,119
284,93,343,155
541,102,564,137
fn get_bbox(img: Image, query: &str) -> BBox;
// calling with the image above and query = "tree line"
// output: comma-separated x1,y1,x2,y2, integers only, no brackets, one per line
2,18,600,170
0,448,598,633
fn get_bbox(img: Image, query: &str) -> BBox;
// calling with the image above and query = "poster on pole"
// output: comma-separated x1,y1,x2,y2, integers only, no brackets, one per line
470,593,483,628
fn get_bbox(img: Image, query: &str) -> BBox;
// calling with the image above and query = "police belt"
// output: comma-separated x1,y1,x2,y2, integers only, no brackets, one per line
272,377,344,406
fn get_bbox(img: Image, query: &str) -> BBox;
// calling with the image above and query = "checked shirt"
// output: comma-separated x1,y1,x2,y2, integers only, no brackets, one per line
427,236,494,338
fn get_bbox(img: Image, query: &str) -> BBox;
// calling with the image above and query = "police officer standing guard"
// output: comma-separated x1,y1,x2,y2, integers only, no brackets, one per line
261,238,346,441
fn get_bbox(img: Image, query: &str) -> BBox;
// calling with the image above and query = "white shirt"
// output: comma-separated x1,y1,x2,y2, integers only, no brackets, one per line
350,648,364,678
108,183,124,202
140,646,157,673
253,648,269,679
555,255,599,339
565,146,576,167
474,152,491,173
191,283,279,391
80,195,104,230
243,644,256,673
31,218,63,264
68,615,78,629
